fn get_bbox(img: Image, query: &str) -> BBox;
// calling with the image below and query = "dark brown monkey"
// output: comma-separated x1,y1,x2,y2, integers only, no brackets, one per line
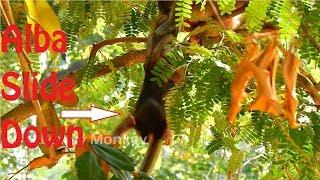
112,1,247,175
112,1,177,175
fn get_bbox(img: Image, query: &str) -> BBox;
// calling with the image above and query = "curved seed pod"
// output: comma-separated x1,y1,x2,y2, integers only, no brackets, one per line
283,48,300,128
228,43,260,124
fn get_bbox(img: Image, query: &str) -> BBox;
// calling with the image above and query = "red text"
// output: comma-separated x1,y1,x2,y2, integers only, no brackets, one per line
1,119,84,148
1,71,76,101
1,24,67,53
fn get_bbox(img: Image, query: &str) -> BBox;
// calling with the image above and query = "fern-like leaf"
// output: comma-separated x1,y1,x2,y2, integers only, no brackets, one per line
278,0,301,43
164,84,183,134
123,8,140,37
245,0,271,32
188,124,202,147
151,48,188,87
217,0,236,15
228,150,245,173
175,0,193,28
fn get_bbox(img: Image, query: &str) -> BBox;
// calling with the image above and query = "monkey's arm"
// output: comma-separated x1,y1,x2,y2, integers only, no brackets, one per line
112,116,135,137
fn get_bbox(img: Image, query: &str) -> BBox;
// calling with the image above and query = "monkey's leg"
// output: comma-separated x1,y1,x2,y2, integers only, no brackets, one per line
140,138,163,175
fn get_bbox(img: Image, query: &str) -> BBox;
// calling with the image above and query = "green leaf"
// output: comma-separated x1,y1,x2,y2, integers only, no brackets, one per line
136,172,154,180
92,143,135,172
228,150,245,173
151,70,167,82
245,0,271,32
75,152,105,180
157,79,163,87
206,140,223,153
225,30,244,43
109,166,131,180
217,0,236,15
153,66,162,73
150,77,157,81
183,22,191,28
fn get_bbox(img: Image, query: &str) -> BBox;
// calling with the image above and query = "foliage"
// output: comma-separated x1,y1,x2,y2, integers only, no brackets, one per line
91,143,135,172
151,46,187,87
75,152,106,180
278,0,301,43
245,0,271,32
164,46,232,145
175,0,193,28
217,0,236,15
123,1,158,37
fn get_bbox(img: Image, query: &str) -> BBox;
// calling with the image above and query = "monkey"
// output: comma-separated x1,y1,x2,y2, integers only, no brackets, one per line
112,65,182,174
112,3,177,141
112,56,180,145
111,1,178,175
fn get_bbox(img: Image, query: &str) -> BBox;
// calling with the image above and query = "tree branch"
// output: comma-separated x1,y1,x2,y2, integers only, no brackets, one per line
302,23,320,52
1,50,147,124
208,0,226,29
89,37,147,62
297,73,320,109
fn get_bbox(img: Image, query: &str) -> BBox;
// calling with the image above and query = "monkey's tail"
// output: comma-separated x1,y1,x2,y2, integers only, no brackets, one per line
140,138,163,175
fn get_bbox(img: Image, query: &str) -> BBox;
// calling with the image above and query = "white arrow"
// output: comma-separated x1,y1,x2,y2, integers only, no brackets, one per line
60,106,119,121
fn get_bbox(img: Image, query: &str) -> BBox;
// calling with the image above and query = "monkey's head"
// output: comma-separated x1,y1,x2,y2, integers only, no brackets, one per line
134,98,167,143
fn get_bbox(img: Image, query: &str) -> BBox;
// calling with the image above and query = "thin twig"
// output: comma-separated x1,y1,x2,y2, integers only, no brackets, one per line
8,165,28,180
238,153,264,175
205,160,215,179
89,37,147,62
208,0,226,29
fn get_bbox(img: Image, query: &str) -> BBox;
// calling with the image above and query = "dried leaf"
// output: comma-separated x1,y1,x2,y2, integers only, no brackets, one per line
37,101,62,157
249,66,282,115
29,157,53,171
228,60,253,124
28,149,64,171
256,39,277,68
269,53,279,95
249,45,283,116
283,50,300,128
228,43,260,124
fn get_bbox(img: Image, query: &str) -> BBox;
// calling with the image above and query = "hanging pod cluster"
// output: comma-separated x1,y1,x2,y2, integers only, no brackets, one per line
228,38,300,128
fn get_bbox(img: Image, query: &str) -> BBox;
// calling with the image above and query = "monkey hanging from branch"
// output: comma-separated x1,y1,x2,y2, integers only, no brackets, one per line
112,1,180,175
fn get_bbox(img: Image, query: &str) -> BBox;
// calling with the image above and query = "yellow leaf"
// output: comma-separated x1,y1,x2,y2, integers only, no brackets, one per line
25,0,39,24
24,0,62,57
